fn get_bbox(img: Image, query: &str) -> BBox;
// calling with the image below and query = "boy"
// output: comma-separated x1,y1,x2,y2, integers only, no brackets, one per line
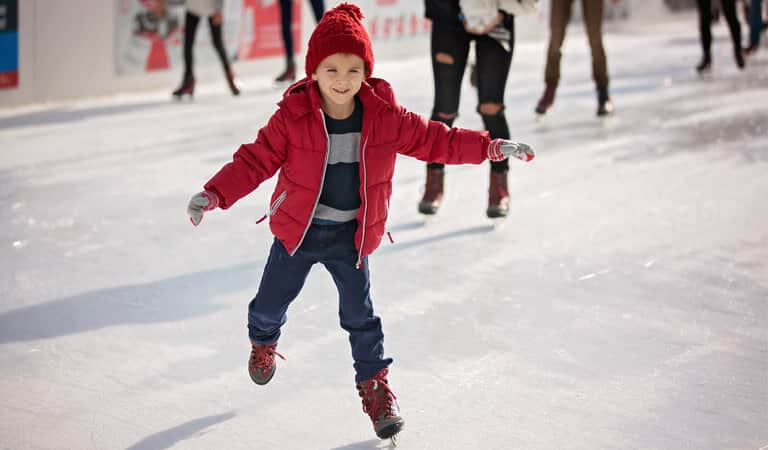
186,3,534,441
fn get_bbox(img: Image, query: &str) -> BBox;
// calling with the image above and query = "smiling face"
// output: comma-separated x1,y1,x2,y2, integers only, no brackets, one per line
311,53,366,118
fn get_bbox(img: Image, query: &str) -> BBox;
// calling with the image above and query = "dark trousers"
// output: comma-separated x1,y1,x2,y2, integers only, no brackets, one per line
182,10,231,81
748,0,764,46
248,221,392,383
696,0,742,57
544,0,609,89
428,21,513,173
279,0,325,62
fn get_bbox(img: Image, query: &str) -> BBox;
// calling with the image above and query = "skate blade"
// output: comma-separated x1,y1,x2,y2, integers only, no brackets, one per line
172,94,194,102
376,420,404,440
486,216,508,231
421,214,438,226
273,79,296,88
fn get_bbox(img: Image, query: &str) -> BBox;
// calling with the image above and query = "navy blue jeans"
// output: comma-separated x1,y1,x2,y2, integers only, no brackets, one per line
248,221,392,382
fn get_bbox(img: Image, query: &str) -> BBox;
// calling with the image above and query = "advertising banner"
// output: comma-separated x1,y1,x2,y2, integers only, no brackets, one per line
327,0,431,41
0,0,18,89
115,0,300,76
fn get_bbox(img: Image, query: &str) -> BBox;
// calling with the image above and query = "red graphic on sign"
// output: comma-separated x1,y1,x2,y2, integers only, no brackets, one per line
144,34,171,71
238,0,301,60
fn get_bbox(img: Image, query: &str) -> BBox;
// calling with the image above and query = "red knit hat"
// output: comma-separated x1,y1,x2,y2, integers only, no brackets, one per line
305,3,374,78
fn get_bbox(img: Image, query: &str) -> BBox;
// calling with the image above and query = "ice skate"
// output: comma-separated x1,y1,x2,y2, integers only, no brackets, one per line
172,77,195,100
596,87,614,117
275,61,297,85
535,84,557,117
357,368,404,442
696,56,712,76
248,342,285,385
418,167,444,216
486,171,510,219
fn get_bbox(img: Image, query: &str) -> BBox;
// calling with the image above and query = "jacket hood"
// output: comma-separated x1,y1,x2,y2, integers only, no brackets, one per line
277,77,396,118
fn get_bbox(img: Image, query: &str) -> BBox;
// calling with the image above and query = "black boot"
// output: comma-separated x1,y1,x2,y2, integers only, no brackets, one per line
596,86,614,117
535,84,557,115
734,46,745,69
487,170,510,218
275,60,296,83
226,70,241,96
696,55,712,74
172,76,195,99
418,167,444,215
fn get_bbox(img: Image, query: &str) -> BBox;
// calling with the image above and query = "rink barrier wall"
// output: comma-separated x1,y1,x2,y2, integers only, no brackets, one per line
0,0,664,109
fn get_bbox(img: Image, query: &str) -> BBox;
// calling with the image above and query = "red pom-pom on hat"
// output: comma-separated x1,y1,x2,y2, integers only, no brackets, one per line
305,2,374,78
332,2,364,20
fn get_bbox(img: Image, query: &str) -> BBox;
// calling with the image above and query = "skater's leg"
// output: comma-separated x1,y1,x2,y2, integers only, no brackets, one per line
429,21,470,135
278,0,294,63
748,0,764,47
207,15,232,75
581,0,609,90
720,0,743,46
475,28,512,154
475,32,512,216
419,22,470,213
544,0,573,88
320,222,392,383
536,0,572,113
720,0,745,66
248,239,314,344
182,11,201,81
696,0,713,60
308,0,325,23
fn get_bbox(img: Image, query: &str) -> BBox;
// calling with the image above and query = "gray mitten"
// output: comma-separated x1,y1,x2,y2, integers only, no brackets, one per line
487,139,535,162
187,190,220,226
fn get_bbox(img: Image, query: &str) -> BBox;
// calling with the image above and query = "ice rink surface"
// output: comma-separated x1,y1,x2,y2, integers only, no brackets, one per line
1,10,767,450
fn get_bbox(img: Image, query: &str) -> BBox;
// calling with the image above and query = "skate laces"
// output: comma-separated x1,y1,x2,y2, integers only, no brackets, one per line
250,343,285,371
357,369,399,422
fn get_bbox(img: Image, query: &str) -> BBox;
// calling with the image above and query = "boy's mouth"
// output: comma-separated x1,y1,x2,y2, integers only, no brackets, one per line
332,88,351,95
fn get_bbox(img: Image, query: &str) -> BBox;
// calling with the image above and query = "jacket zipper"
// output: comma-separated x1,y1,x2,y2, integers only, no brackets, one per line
290,109,330,256
255,190,287,224
270,190,287,215
356,136,369,268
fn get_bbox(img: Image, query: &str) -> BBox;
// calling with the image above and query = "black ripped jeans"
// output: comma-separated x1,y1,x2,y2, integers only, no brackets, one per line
428,20,514,173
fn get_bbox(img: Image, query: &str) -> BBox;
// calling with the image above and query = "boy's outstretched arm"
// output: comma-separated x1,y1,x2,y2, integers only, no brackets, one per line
186,110,290,226
394,109,534,164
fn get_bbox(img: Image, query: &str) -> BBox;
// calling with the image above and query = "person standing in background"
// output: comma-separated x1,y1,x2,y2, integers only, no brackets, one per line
172,0,241,98
694,0,744,73
275,0,326,83
418,0,518,218
535,0,614,117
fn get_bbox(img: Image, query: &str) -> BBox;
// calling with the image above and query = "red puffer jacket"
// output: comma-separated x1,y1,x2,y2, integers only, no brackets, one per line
204,77,492,266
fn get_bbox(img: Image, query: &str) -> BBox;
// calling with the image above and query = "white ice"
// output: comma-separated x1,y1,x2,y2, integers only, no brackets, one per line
1,12,767,450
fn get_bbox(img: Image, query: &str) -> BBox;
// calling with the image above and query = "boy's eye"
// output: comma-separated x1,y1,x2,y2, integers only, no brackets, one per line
327,68,337,73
